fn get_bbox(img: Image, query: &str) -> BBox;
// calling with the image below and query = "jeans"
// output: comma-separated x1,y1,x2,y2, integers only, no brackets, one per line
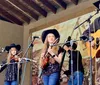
42,72,59,85
4,81,17,85
68,71,84,85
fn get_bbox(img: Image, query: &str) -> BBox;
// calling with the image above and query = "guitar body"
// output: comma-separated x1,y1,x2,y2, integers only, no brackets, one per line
41,57,49,69
86,30,100,58
85,30,100,85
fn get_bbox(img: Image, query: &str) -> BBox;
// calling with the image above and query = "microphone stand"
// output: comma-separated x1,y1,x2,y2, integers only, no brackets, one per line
17,60,20,85
56,9,99,85
64,40,77,85
74,9,99,30
70,40,74,85
20,37,37,85
57,39,80,85
58,46,66,85
74,9,99,85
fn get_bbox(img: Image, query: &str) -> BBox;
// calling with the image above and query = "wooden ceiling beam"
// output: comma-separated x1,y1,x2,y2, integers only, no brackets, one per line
0,0,30,23
23,0,47,17
39,0,57,14
70,0,79,5
0,15,12,23
8,0,39,20
54,0,67,9
0,7,23,25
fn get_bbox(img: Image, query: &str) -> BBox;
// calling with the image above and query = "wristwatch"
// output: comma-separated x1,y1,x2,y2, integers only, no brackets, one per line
52,54,56,58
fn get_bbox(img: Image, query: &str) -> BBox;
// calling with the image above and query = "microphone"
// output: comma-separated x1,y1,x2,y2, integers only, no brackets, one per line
80,35,94,42
80,35,89,42
21,58,37,63
0,48,7,53
33,36,40,39
63,36,71,47
30,36,40,47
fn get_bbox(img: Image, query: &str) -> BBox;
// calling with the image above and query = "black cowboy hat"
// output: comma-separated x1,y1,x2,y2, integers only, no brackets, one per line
41,29,60,43
5,43,21,52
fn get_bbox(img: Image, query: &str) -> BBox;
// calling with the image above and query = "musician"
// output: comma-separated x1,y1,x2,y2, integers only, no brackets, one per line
0,43,22,85
63,37,84,85
38,29,63,85
82,16,100,85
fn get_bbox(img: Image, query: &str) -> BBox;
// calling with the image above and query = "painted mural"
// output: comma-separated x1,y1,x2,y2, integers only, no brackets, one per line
32,11,100,85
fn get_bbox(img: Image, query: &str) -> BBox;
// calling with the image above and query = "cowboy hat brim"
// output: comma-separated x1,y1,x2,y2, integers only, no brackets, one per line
41,29,60,43
5,44,21,52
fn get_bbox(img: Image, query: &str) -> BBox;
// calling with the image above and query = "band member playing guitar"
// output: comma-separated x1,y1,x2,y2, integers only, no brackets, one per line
82,16,100,85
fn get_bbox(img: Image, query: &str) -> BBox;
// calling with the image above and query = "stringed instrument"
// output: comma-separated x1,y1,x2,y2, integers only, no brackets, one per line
41,38,59,69
86,30,100,58
0,51,22,68
41,52,50,69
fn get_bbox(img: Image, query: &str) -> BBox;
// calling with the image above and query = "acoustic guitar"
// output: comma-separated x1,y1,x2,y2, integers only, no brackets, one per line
86,30,100,58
